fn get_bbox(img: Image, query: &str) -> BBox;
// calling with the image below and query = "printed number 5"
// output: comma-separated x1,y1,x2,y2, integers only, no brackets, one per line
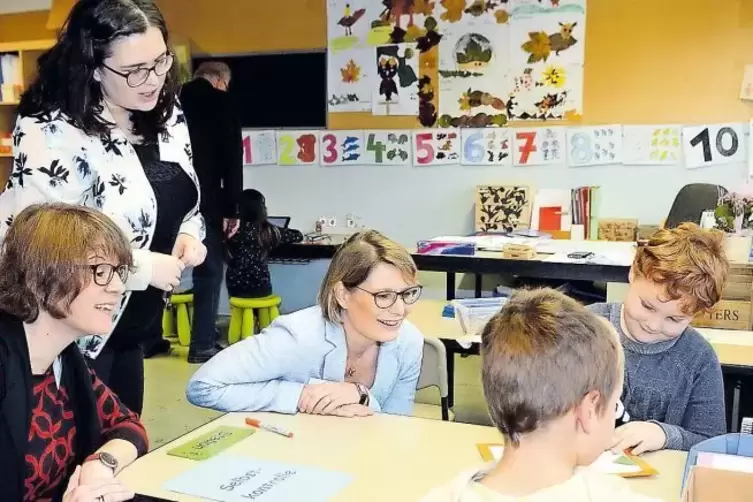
415,133,435,165
464,131,485,163
322,134,338,164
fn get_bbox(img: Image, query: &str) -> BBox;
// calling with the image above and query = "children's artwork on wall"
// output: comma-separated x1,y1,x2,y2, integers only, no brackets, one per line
328,48,372,112
506,0,585,120
566,125,623,167
437,25,509,128
412,129,461,165
461,128,512,166
241,130,277,166
372,43,420,115
512,127,566,166
436,0,512,28
275,131,319,166
320,130,366,166
621,125,681,165
327,0,371,52
683,123,746,169
363,0,443,50
361,130,412,165
475,185,532,232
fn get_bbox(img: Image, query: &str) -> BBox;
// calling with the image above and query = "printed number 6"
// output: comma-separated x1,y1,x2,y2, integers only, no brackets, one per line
570,132,593,164
322,134,338,164
463,131,485,163
415,133,435,165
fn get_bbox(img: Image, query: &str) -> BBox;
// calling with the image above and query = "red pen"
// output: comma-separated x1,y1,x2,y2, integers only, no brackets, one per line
245,417,294,438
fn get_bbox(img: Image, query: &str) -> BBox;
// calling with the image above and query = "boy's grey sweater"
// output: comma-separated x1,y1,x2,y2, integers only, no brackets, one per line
587,302,726,451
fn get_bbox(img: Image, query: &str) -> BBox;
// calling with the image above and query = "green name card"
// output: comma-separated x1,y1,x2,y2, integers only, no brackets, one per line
167,426,255,461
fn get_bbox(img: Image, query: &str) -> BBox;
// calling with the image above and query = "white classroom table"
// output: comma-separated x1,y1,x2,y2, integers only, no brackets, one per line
118,412,687,501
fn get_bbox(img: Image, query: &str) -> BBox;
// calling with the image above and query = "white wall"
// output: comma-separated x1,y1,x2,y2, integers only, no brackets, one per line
245,160,747,247
0,0,51,14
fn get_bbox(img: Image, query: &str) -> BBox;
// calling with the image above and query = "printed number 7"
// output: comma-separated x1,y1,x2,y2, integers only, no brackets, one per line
415,133,435,165
515,131,537,164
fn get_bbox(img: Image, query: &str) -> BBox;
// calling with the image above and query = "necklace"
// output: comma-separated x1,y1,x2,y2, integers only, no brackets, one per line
346,349,369,377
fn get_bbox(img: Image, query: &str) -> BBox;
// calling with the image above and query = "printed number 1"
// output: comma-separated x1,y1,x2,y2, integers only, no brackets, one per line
242,135,252,164
515,131,537,164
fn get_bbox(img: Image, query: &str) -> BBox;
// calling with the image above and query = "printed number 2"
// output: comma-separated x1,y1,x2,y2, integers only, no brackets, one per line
322,134,338,164
278,135,296,165
570,132,593,164
415,133,435,165
690,127,739,163
242,134,252,165
515,131,537,164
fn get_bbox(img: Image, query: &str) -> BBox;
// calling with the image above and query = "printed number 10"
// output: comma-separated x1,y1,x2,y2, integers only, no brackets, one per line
690,127,739,163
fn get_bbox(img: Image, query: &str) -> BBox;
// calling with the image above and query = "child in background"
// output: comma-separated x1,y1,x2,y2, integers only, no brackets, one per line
588,223,728,454
225,189,303,299
422,288,659,502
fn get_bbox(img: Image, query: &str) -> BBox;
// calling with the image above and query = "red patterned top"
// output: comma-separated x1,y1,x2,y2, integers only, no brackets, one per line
23,369,148,501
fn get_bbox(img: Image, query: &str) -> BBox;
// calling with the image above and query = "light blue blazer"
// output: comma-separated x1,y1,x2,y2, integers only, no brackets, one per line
186,306,425,415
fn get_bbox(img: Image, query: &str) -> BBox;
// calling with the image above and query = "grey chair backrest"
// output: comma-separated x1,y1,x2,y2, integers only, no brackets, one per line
417,337,448,398
665,184,727,229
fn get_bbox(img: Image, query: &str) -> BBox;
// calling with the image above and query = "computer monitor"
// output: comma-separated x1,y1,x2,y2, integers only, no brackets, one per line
268,216,290,228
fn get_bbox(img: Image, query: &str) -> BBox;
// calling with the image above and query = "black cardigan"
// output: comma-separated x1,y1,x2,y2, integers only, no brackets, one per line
0,313,101,501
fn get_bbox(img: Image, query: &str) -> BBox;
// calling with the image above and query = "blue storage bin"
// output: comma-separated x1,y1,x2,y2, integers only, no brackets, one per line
682,433,753,494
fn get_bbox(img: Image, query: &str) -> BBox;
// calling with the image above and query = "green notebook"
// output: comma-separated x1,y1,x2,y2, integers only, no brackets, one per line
167,426,255,461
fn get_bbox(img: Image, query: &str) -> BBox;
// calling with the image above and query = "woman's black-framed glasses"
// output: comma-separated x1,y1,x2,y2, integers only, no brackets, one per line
356,285,423,309
90,264,130,287
102,52,175,88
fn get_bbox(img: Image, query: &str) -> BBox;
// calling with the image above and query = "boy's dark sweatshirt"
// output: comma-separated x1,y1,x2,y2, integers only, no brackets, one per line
588,302,726,450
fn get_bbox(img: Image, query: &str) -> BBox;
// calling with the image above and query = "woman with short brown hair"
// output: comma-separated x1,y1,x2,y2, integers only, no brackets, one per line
0,203,148,502
187,229,425,417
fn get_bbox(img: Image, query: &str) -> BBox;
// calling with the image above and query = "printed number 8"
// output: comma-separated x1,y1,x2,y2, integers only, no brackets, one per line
571,133,593,164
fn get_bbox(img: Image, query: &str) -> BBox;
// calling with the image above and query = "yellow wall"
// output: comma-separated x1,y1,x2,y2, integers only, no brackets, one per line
2,0,753,125
0,11,56,43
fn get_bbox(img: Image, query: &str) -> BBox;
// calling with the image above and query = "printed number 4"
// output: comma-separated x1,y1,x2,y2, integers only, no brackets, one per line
367,134,386,163
690,127,739,163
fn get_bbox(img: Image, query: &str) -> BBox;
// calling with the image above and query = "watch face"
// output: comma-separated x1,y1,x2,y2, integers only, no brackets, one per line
99,452,118,469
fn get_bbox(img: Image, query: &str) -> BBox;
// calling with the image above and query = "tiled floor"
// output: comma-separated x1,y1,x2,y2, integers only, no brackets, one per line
142,338,491,450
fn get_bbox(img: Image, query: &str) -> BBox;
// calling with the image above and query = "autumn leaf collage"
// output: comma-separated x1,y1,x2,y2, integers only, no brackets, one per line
326,0,586,125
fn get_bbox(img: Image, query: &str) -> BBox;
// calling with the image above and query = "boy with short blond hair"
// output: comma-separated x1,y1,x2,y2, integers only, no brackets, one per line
422,288,659,501
589,223,728,454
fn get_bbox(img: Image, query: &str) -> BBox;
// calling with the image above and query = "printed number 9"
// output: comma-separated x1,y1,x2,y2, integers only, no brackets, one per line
570,133,593,164
464,131,485,163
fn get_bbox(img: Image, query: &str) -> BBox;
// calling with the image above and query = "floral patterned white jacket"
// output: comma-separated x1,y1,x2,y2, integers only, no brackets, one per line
0,103,205,358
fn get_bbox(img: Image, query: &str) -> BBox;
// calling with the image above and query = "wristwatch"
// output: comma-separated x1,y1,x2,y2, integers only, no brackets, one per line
84,452,118,474
354,382,370,406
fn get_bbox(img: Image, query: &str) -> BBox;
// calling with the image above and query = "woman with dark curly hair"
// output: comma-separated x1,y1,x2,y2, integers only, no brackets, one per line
0,0,207,415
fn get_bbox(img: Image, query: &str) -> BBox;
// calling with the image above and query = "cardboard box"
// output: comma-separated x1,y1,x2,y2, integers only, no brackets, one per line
683,466,753,501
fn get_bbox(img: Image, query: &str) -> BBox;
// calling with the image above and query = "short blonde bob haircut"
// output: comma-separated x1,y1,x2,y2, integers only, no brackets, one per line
317,230,418,323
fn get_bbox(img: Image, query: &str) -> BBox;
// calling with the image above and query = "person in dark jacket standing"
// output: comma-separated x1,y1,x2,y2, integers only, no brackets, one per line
180,61,243,363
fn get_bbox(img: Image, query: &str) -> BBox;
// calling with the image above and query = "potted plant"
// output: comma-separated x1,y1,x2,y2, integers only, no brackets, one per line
714,191,753,263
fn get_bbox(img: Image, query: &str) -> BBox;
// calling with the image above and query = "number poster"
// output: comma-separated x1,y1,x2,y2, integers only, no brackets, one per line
512,127,566,166
361,130,411,165
460,128,512,166
412,129,461,166
275,131,319,166
566,125,623,167
683,123,746,169
319,130,365,166
241,130,277,166
621,125,681,165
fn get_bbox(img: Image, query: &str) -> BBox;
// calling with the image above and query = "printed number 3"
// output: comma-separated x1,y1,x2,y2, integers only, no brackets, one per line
415,133,435,165
570,132,593,164
322,134,338,164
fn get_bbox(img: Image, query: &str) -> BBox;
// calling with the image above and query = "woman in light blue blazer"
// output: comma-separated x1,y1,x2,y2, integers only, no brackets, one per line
186,230,425,417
